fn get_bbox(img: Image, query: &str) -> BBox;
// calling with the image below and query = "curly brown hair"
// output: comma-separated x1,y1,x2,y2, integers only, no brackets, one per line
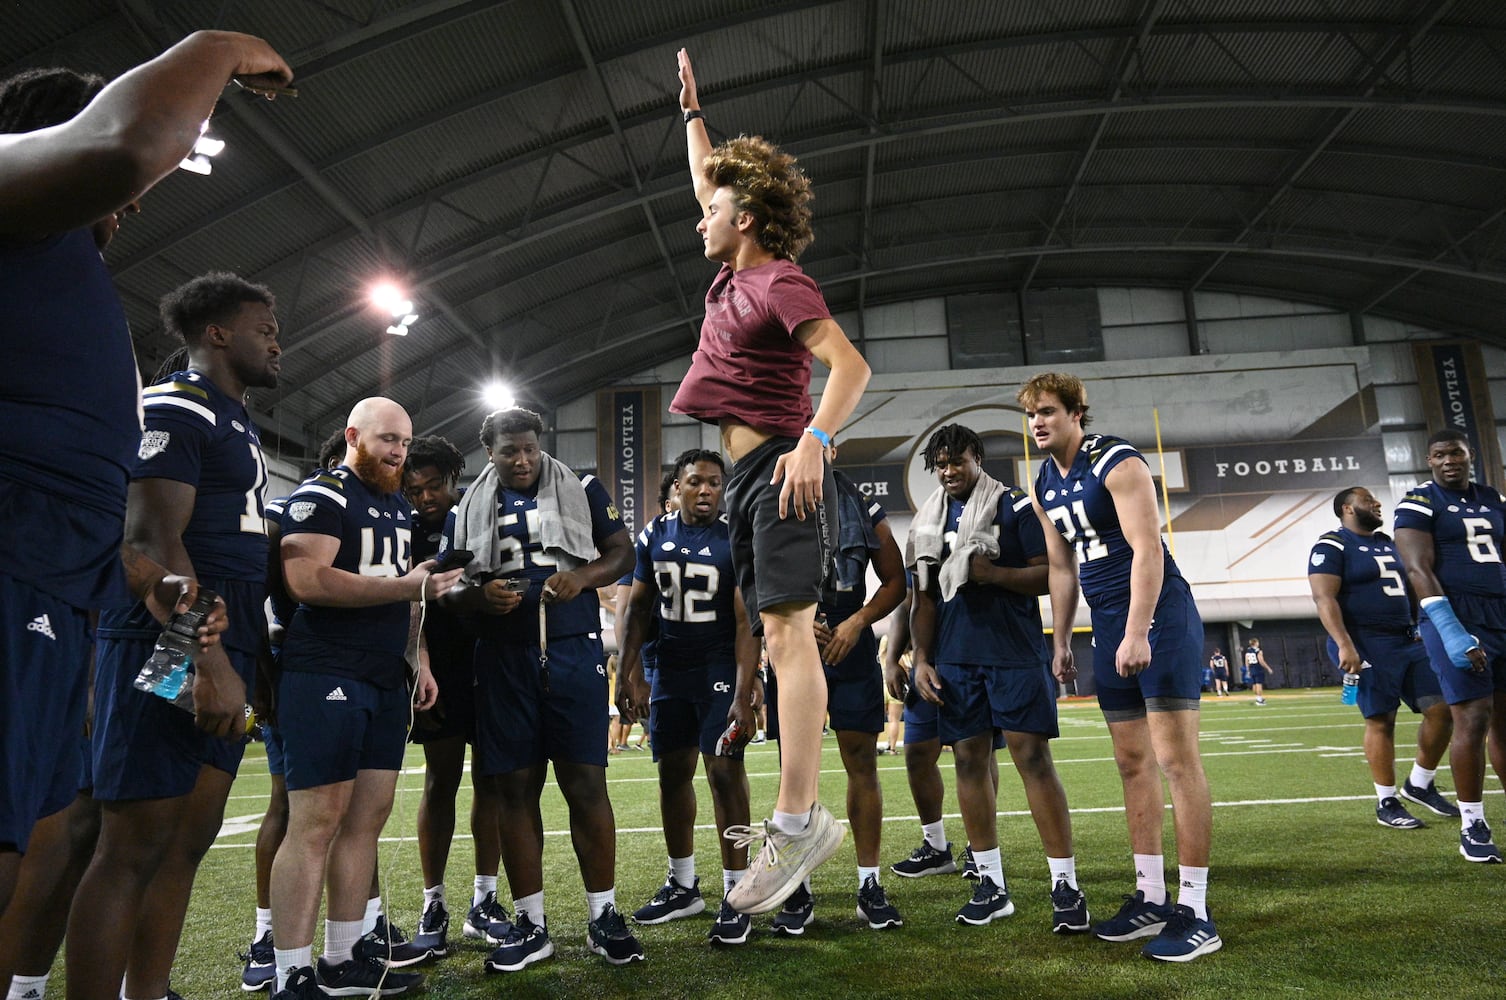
702,135,815,262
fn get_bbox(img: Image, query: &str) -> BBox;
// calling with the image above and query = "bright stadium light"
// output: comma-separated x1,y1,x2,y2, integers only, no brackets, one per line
482,380,515,410
371,281,419,334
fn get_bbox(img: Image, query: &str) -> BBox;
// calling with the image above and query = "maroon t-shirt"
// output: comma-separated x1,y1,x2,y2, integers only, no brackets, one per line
670,259,831,439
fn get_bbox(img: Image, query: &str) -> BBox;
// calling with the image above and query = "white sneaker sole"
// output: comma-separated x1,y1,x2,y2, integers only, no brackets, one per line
484,940,555,973
631,897,706,924
1143,933,1223,962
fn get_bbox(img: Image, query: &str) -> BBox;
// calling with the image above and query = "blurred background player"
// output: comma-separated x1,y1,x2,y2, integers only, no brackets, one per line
1242,638,1276,705
1208,649,1230,698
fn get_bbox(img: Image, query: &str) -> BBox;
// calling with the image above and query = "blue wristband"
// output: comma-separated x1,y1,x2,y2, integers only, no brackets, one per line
1420,596,1479,670
804,425,832,448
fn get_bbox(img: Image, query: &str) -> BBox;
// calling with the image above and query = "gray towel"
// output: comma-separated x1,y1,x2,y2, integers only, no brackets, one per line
453,453,595,579
905,470,1006,602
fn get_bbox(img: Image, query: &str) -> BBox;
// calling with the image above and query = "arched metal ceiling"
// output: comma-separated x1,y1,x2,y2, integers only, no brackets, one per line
8,0,1505,464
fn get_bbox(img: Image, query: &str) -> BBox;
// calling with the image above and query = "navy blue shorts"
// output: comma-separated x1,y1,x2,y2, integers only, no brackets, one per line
410,628,476,745
1420,619,1506,705
1248,665,1272,685
902,665,939,744
473,632,608,774
263,722,286,778
936,662,1056,743
649,657,740,760
1089,576,1204,717
1326,631,1442,718
0,573,89,852
276,672,410,790
823,626,884,734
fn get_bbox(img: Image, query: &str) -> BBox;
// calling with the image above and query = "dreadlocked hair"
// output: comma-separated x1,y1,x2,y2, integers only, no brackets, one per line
0,67,104,133
922,424,984,472
149,347,191,386
480,407,544,448
406,435,465,484
702,135,815,262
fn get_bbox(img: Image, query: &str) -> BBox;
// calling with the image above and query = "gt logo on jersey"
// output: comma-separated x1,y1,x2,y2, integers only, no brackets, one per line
138,430,171,461
289,501,317,522
606,503,622,521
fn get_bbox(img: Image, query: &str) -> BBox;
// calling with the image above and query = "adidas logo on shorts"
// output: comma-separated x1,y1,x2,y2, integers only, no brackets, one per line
326,686,348,702
26,614,56,640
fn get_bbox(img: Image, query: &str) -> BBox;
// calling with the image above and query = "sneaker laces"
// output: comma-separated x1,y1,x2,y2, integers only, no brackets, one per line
1159,907,1197,937
724,821,779,863
859,877,889,908
593,904,629,937
649,879,682,904
501,913,540,945
1050,880,1081,908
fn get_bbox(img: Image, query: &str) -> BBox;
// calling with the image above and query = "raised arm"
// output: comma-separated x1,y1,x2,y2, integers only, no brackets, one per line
0,31,291,241
677,48,714,211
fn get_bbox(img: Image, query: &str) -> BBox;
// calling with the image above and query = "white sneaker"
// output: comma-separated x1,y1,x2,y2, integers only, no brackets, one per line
723,804,845,915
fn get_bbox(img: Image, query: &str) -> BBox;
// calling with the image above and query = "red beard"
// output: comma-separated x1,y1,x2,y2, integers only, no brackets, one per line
352,442,403,495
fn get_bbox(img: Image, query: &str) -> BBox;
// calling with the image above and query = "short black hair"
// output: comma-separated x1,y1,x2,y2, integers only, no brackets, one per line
317,428,347,473
1426,428,1469,450
1332,486,1363,519
480,407,544,448
0,67,105,133
658,471,677,509
672,448,726,476
922,424,984,472
406,435,465,484
160,272,276,345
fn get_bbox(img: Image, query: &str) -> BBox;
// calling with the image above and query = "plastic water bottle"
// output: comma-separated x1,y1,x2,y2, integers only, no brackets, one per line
134,588,219,711
1340,661,1367,706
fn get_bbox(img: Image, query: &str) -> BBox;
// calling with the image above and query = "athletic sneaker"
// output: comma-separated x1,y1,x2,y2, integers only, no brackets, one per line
1140,904,1222,962
410,899,449,959
586,904,645,965
1050,879,1091,934
707,900,751,945
1376,796,1424,830
632,875,706,924
1093,891,1174,942
770,884,814,936
1400,779,1461,817
239,930,275,991
371,915,432,969
1254,697,1266,705
960,844,979,880
723,804,846,915
484,913,553,972
1460,819,1504,863
890,840,957,878
956,875,1014,925
855,876,903,929
464,891,512,944
269,967,321,1000
316,934,423,996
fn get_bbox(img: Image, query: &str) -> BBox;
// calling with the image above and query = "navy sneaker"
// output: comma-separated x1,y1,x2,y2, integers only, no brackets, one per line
1140,904,1222,962
1093,890,1174,942
956,874,1014,925
631,875,705,924
855,876,902,929
371,915,432,969
1376,796,1424,830
464,891,513,944
269,967,321,1000
707,899,751,945
484,913,554,973
316,934,423,996
960,844,979,880
1460,819,1504,863
1400,779,1461,818
1050,879,1090,934
239,930,275,991
770,884,814,936
890,841,956,878
587,904,645,965
410,899,449,959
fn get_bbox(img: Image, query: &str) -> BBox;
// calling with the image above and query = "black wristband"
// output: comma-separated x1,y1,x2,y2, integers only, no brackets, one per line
683,109,705,124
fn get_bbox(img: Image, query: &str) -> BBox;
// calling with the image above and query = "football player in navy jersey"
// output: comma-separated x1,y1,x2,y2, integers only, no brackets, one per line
269,398,463,998
1019,372,1220,962
70,273,280,1000
1308,486,1458,831
906,424,1087,932
618,450,761,943
440,408,640,970
1394,429,1506,863
0,36,288,938
612,472,679,753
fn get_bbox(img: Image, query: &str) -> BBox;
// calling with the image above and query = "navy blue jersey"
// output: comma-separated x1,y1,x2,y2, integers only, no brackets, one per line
1394,480,1506,601
617,569,659,667
1307,526,1413,634
136,370,268,581
264,494,295,627
442,474,625,643
1035,433,1183,608
634,512,738,667
281,466,413,667
0,229,138,608
826,472,888,618
934,487,1049,668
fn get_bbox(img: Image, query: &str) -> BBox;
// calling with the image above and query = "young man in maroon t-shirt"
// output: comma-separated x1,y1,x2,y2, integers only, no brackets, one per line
668,48,872,920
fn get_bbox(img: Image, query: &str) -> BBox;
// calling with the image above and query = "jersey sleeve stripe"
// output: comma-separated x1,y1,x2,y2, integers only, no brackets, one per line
1315,537,1344,551
142,394,216,424
1011,494,1034,513
1394,501,1433,518
1090,443,1135,477
581,474,596,489
291,482,348,508
142,381,209,400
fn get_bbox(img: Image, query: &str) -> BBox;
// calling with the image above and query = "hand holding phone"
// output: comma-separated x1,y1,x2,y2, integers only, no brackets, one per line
436,549,474,572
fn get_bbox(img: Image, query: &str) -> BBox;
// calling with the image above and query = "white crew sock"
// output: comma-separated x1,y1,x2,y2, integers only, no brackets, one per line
1375,783,1397,804
772,808,811,835
1134,853,1166,905
424,883,445,909
973,847,1004,883
513,891,544,926
361,895,381,935
921,820,947,851
7,973,48,1000
668,855,696,887
723,868,745,894
473,874,497,908
1409,763,1438,788
585,888,615,922
1047,855,1078,890
858,865,880,891
273,947,313,992
1460,801,1486,829
1177,865,1210,920
254,907,273,939
323,918,363,965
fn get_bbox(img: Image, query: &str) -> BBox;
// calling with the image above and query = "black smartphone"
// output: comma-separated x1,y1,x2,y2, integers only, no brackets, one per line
436,549,474,572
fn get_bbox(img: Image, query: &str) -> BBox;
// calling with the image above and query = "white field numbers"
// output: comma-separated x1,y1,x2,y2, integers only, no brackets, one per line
653,561,720,622
1046,499,1109,562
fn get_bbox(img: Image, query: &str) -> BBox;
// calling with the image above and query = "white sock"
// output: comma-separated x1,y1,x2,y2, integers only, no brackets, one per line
973,847,1004,882
8,973,48,1000
772,808,811,835
513,891,544,926
473,874,497,908
668,855,696,887
921,820,947,851
1047,855,1078,890
324,918,364,965
1460,801,1486,828
1375,783,1397,804
424,883,445,909
723,868,744,895
255,906,273,939
1409,763,1437,788
858,865,880,890
1177,865,1210,920
1134,854,1166,905
273,947,313,992
361,895,381,935
585,888,615,921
